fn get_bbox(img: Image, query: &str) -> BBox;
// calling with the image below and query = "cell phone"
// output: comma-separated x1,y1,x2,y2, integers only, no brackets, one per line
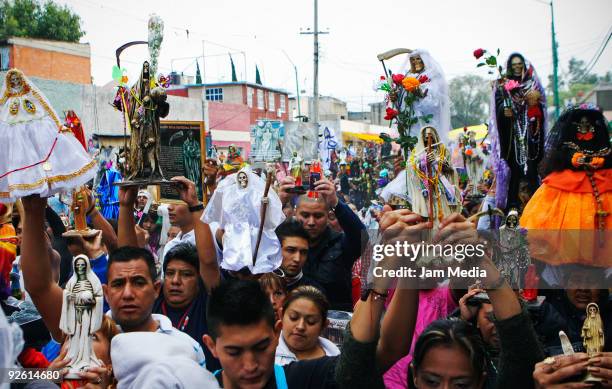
466,292,490,306
286,186,307,194
309,172,321,191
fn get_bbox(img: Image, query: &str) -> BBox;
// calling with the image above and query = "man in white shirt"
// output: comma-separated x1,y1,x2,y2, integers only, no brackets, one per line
162,202,196,263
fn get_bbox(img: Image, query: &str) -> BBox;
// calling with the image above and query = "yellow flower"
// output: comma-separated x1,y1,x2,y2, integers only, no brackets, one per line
401,77,420,92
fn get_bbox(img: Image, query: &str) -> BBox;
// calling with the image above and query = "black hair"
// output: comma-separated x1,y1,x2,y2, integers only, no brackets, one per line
410,319,486,388
163,242,199,273
505,53,526,78
275,219,310,244
282,285,329,324
207,280,276,340
540,108,611,177
107,246,158,282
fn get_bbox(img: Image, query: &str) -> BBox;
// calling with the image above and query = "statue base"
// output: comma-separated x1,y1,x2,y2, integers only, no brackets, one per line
112,178,176,188
62,229,99,238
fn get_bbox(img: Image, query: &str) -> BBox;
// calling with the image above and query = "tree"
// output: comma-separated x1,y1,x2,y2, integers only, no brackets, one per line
0,0,84,43
449,74,490,129
546,56,612,107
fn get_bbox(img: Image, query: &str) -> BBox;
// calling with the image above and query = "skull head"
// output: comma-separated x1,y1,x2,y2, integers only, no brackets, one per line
75,257,87,277
505,210,519,229
237,171,248,189
410,55,425,73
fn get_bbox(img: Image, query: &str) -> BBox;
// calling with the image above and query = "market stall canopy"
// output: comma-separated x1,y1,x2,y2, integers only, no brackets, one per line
342,131,384,143
448,124,488,141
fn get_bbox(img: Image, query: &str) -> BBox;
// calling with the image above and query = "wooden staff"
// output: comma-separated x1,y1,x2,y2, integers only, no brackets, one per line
253,167,274,266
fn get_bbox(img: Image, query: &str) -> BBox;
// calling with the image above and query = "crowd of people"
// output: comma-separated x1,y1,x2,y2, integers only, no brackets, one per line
1,51,611,389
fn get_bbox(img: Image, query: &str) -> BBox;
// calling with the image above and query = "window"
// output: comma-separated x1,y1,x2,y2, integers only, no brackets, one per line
246,87,253,108
257,89,264,110
205,87,223,101
280,96,286,113
0,47,9,71
269,92,275,111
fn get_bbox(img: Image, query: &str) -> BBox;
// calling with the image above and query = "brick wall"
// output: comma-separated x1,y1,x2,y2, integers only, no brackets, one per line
11,45,91,84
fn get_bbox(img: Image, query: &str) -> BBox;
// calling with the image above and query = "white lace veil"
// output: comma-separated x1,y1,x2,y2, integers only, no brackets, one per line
397,49,451,146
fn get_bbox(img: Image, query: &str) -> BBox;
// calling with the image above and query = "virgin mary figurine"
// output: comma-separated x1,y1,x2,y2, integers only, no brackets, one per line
0,69,96,201
59,254,104,378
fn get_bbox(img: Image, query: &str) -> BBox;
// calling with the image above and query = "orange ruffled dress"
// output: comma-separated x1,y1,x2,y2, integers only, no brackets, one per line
520,168,612,267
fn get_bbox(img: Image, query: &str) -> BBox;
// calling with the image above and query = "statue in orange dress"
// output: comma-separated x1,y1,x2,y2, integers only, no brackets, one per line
520,106,611,268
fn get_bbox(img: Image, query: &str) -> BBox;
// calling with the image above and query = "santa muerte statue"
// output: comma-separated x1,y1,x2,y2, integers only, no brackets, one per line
114,14,170,186
520,106,611,269
376,49,460,227
476,50,546,211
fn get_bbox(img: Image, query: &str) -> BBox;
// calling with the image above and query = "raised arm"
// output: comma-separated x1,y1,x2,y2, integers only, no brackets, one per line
84,187,118,251
375,208,424,372
171,176,220,293
21,196,64,341
117,186,138,248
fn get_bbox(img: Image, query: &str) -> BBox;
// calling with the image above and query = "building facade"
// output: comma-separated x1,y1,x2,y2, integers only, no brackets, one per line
0,37,91,84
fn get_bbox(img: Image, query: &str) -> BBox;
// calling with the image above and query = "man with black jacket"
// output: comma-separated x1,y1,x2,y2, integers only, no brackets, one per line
279,176,367,311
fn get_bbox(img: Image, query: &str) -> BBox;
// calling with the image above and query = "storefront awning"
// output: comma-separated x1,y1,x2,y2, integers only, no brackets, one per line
448,124,488,141
342,131,384,143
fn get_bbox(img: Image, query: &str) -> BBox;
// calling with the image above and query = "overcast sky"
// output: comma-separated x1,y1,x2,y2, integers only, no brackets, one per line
60,0,611,111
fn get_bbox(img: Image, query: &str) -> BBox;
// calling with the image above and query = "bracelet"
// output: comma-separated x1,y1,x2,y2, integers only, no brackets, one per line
360,288,388,302
188,203,204,213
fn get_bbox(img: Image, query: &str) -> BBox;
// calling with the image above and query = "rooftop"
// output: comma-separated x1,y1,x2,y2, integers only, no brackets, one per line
183,81,288,95
1,36,90,58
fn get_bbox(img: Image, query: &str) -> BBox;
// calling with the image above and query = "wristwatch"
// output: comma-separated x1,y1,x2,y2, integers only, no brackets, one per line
188,203,204,213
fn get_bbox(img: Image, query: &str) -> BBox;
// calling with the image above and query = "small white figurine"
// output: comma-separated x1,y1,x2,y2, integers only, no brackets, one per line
59,255,104,378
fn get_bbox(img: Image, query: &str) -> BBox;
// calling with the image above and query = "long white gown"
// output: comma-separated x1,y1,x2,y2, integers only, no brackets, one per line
0,69,96,201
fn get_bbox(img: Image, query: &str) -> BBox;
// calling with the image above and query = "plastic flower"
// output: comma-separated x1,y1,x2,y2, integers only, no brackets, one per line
473,48,485,59
417,74,430,83
384,107,399,120
392,74,405,85
504,80,520,92
465,148,473,157
402,77,420,92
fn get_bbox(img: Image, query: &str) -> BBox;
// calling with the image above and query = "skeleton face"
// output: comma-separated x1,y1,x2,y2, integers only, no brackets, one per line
576,117,594,134
510,57,524,77
237,172,248,189
75,258,87,276
410,55,425,73
422,127,438,146
589,305,598,316
505,215,518,229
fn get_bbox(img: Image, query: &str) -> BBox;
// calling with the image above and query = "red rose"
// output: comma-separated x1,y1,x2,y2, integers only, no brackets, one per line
384,107,399,120
391,74,405,85
463,126,468,132
417,74,430,83
473,48,485,59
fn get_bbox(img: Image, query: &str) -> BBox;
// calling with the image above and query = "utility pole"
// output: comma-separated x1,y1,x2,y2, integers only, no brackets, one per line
301,0,328,124
281,50,301,119
550,0,560,119
201,40,210,151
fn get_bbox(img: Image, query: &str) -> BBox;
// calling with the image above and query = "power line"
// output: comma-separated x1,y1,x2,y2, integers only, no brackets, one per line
573,25,612,82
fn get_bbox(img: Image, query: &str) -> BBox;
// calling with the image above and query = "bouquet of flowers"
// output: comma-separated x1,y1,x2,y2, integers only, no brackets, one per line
375,72,432,159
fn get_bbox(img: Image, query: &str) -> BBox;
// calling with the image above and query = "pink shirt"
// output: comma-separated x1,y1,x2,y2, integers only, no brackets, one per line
383,286,457,389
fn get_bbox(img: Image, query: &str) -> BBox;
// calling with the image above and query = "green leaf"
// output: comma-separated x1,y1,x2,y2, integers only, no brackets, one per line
497,48,500,56
477,63,486,67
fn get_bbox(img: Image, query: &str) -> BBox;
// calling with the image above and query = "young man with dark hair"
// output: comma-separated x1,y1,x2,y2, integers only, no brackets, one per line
152,242,221,371
274,219,323,294
204,279,387,389
278,176,367,311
